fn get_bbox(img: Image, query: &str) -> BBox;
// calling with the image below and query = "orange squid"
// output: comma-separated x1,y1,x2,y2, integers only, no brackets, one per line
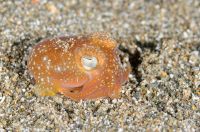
27,32,131,100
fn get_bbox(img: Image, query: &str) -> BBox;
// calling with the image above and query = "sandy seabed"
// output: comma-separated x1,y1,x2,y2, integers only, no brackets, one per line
0,0,199,131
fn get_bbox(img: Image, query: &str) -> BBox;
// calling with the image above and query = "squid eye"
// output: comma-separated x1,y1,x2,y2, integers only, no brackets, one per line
81,56,98,70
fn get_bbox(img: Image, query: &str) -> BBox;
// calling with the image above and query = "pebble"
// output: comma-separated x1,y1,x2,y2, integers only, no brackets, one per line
182,89,191,100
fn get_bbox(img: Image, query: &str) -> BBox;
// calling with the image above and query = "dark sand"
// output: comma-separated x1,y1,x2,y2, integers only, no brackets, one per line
0,0,199,131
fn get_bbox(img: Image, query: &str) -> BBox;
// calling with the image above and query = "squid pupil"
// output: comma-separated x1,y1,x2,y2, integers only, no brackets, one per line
81,56,98,70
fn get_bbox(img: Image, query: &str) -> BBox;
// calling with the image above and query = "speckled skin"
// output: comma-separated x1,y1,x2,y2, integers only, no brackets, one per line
28,33,130,100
